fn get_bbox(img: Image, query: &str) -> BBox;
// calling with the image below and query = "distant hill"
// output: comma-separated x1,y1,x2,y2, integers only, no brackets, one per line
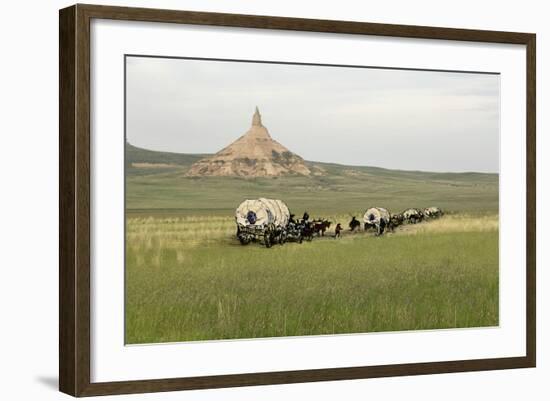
125,142,499,215
126,142,208,169
126,142,496,182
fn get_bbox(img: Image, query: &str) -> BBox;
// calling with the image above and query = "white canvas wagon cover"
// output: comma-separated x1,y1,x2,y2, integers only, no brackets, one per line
363,207,390,224
424,206,442,215
235,198,290,228
402,208,421,219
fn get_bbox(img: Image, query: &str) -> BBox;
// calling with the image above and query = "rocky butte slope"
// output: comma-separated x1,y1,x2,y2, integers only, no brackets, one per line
185,107,313,177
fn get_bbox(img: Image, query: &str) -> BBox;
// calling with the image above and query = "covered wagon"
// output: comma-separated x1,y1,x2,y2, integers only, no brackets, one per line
423,206,443,219
402,208,424,224
235,198,290,247
363,207,390,235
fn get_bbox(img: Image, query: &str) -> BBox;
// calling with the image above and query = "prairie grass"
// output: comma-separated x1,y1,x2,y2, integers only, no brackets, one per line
126,160,499,214
399,213,499,235
125,146,500,343
125,214,499,343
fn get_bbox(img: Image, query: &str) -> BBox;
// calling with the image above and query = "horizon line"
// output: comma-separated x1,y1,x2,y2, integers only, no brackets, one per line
126,141,499,176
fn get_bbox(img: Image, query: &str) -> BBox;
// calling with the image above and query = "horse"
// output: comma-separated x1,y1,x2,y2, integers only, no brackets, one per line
312,219,331,236
349,217,361,231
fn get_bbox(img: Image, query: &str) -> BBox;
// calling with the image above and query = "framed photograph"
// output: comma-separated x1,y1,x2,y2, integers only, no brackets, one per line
59,4,536,397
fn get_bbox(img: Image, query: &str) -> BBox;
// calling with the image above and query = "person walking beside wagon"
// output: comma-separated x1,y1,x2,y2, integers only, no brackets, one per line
334,223,342,238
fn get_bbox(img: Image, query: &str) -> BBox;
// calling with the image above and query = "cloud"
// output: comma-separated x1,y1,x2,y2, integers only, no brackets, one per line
126,56,500,173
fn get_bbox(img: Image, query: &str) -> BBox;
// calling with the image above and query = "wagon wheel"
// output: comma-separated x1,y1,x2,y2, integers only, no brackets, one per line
238,235,250,245
236,227,247,245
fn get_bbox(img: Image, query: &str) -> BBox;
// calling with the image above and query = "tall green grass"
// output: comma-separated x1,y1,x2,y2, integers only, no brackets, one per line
125,214,499,343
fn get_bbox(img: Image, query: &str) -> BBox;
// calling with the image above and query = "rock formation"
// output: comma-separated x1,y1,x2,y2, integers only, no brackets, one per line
186,107,312,177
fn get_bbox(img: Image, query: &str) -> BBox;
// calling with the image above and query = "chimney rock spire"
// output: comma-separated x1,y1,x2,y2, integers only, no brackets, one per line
252,106,262,127
185,107,314,177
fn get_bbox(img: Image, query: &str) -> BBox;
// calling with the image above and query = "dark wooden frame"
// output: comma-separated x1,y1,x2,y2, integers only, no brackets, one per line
59,3,536,397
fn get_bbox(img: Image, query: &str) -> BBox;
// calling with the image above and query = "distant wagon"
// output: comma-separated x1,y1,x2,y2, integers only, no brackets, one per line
424,206,443,219
402,208,424,224
235,198,290,248
363,207,390,235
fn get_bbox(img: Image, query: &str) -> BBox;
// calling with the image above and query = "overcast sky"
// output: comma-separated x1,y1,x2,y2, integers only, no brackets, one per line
126,56,500,173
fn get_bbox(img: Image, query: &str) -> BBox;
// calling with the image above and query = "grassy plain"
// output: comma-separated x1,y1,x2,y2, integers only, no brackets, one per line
126,144,498,216
125,144,499,343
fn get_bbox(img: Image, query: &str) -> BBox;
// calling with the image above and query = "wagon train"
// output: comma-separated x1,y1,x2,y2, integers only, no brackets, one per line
350,205,443,234
236,197,444,246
